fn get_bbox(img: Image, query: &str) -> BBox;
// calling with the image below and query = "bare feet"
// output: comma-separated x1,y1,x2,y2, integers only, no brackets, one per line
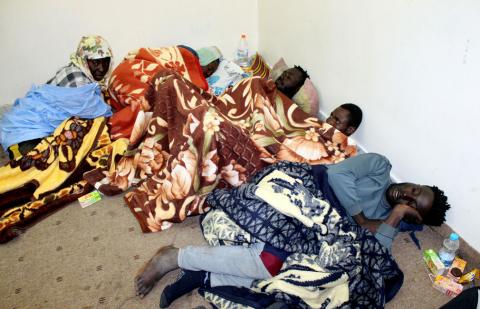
135,245,179,298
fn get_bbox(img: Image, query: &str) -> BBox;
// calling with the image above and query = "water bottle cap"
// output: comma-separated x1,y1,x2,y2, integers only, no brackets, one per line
450,233,459,241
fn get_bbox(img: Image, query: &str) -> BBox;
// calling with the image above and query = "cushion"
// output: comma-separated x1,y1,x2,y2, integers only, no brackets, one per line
292,78,320,116
271,58,319,117
269,57,288,81
243,53,271,79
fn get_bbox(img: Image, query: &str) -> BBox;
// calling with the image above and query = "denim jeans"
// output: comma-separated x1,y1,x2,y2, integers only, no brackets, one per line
178,243,272,288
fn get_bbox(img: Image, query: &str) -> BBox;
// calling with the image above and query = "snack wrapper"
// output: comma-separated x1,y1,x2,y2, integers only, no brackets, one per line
447,257,467,281
432,275,463,297
78,190,102,208
458,268,479,284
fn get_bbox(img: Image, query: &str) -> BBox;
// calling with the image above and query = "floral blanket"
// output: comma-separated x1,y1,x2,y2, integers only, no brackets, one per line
0,117,128,243
201,161,403,308
85,71,357,233
107,46,208,140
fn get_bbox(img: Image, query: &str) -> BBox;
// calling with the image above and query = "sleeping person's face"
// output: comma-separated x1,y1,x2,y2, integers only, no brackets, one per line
87,57,111,81
326,107,354,136
275,68,304,98
201,59,220,78
386,183,434,220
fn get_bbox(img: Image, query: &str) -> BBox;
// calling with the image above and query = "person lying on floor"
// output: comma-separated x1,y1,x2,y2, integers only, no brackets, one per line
326,103,362,137
134,153,450,306
1,35,113,159
273,65,310,99
196,46,249,96
197,47,312,104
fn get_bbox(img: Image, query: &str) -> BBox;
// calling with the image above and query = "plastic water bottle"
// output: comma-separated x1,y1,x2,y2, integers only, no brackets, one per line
235,34,249,68
438,233,460,267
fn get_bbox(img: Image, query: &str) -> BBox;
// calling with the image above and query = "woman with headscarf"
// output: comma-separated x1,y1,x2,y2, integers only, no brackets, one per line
0,36,125,243
47,35,113,90
2,35,114,158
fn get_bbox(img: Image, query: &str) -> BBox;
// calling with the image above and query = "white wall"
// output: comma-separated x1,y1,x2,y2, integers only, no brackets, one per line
259,0,480,250
0,0,257,106
1,0,478,251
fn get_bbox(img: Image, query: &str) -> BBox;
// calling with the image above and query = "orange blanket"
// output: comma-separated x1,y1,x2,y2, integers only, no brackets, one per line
107,46,207,140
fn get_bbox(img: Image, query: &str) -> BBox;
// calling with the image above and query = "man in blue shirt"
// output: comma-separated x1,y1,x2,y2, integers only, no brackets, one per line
324,152,450,249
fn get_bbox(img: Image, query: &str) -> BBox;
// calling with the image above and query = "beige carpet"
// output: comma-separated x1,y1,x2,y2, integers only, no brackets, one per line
0,191,478,308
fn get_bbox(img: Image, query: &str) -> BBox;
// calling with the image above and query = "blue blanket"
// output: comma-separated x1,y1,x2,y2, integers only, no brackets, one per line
0,83,112,149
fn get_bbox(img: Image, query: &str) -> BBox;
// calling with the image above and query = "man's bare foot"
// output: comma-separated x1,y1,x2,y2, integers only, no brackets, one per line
135,245,179,298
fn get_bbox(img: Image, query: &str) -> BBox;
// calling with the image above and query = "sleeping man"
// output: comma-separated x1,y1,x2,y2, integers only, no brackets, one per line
134,153,450,307
273,65,310,99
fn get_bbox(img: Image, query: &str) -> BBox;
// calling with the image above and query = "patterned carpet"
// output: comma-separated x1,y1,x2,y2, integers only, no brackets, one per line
0,193,210,309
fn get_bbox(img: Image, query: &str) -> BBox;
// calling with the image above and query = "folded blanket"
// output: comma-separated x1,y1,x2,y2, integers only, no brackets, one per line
0,83,112,149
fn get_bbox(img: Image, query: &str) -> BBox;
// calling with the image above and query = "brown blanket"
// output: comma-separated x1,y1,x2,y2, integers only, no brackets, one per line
85,72,357,233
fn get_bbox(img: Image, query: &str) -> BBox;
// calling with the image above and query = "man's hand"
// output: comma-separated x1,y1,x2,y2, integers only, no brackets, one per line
394,204,423,224
384,204,422,228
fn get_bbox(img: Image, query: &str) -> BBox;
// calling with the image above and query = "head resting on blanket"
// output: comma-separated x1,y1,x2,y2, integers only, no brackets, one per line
386,183,450,226
326,103,363,136
70,35,113,84
275,65,310,99
197,46,222,78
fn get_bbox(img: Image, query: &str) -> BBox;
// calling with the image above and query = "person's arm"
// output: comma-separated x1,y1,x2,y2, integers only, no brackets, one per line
353,205,422,249
327,153,392,217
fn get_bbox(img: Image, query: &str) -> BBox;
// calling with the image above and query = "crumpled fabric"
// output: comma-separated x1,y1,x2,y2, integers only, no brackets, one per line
0,83,112,150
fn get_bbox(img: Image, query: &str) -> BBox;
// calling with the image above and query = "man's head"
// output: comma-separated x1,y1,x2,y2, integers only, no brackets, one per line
275,65,309,99
386,183,450,226
201,59,220,78
326,103,363,136
197,46,222,78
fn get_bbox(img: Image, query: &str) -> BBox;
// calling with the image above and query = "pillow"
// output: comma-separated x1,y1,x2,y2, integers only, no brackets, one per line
269,57,288,81
292,78,319,116
243,53,271,79
271,58,319,116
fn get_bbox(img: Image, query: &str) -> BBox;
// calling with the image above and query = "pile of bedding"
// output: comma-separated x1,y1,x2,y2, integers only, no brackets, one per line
85,70,357,234
0,46,205,243
0,44,356,243
200,161,403,308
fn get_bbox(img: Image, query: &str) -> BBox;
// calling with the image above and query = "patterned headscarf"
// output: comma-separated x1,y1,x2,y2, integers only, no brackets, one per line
196,46,222,66
70,35,113,89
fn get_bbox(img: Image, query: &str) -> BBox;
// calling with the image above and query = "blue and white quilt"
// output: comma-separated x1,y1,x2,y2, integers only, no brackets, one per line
203,161,403,308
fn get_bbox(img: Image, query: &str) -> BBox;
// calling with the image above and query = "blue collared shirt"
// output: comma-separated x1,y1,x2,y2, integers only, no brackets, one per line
326,153,398,250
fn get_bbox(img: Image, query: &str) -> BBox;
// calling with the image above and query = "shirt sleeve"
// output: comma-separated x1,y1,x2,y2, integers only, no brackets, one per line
375,223,398,250
327,153,392,216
